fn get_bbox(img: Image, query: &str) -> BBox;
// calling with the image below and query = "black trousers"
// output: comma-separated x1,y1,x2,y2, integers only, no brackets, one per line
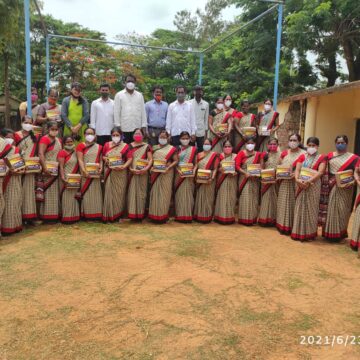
196,136,205,152
96,135,112,146
170,135,181,146
123,131,135,144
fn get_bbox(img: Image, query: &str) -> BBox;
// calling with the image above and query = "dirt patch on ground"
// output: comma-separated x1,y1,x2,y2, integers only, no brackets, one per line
1,220,360,359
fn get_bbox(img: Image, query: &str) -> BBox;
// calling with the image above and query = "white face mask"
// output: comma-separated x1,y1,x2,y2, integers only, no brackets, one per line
289,141,299,149
180,139,190,146
307,147,317,155
203,144,212,152
126,82,135,91
225,100,232,108
85,134,95,143
112,136,121,144
22,123,33,132
246,143,255,151
216,103,224,111
264,104,272,112
5,138,14,145
159,138,168,145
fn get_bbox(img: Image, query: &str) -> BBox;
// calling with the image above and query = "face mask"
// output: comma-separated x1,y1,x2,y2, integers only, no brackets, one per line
159,138,168,146
112,136,121,144
225,100,232,108
49,130,58,137
177,94,185,101
336,143,347,152
216,103,224,111
268,144,278,152
48,98,57,106
101,92,109,99
224,147,232,155
155,95,162,102
126,82,135,91
203,144,212,152
307,147,317,155
64,145,75,151
289,141,299,149
180,139,190,146
85,134,95,143
5,138,14,145
264,104,272,111
31,94,38,102
22,123,33,132
246,143,255,151
133,134,143,142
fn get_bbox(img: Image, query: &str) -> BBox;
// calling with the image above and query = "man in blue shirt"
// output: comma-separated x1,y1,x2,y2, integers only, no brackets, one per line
145,85,168,145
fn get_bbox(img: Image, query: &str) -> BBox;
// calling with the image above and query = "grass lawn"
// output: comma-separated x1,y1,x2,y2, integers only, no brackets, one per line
1,220,360,359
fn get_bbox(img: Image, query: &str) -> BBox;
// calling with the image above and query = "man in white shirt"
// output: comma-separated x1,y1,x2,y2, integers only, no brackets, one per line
166,85,196,146
190,85,209,152
90,83,114,146
114,74,147,144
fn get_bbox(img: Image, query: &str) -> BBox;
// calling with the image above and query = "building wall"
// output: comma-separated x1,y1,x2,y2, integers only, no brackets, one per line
304,88,360,154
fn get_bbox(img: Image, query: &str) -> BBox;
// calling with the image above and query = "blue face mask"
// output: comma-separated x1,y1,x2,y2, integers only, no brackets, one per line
336,143,347,152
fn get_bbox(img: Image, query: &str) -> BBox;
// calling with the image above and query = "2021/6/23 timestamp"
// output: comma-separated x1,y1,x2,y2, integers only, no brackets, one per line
300,335,360,347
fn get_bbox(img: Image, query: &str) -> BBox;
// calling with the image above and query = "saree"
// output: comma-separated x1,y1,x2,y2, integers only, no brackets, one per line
258,151,281,226
208,110,231,153
102,141,129,222
214,153,238,224
233,113,256,152
276,149,306,234
39,135,62,221
322,152,359,241
1,145,22,235
77,142,103,220
193,151,218,223
350,178,360,252
58,149,80,224
256,110,279,152
0,141,12,232
15,131,38,220
174,146,196,222
236,150,261,225
291,153,327,241
148,144,176,223
127,143,151,220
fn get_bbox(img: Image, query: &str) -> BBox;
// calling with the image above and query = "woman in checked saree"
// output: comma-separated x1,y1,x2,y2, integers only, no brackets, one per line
214,140,238,225
208,97,233,154
236,138,262,225
174,131,197,223
148,131,178,223
76,127,103,220
15,116,39,222
193,138,219,223
127,129,153,221
322,135,358,242
291,137,327,241
58,136,80,224
102,127,131,223
38,121,62,222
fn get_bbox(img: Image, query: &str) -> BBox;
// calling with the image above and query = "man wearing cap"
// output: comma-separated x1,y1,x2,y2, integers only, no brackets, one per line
61,82,89,142
190,85,209,152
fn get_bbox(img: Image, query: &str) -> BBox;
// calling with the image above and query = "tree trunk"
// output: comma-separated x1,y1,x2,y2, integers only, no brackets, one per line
326,52,338,87
4,52,11,128
342,38,357,82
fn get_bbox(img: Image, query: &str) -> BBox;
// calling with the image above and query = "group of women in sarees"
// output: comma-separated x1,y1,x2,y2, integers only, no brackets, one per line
1,102,360,259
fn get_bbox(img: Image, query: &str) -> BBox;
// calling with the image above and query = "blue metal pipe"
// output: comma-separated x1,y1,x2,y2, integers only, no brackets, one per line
24,0,32,117
46,35,50,93
273,3,283,110
199,53,204,85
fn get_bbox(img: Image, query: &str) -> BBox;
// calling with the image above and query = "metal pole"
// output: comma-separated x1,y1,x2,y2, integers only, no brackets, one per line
199,53,204,85
24,0,32,117
273,3,283,110
46,35,50,93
